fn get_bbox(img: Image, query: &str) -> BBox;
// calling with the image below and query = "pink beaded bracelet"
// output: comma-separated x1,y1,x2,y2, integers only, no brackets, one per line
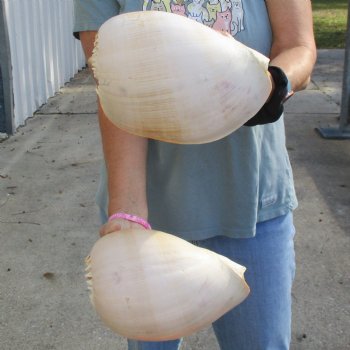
108,212,152,230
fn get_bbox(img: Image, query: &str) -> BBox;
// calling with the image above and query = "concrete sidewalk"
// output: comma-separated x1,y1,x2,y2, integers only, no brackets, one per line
0,50,349,350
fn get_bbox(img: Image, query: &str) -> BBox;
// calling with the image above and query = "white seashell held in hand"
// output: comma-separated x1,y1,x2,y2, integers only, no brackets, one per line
91,11,272,144
85,229,250,341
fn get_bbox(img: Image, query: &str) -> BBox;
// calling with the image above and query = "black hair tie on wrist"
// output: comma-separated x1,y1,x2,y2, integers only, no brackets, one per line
244,66,291,127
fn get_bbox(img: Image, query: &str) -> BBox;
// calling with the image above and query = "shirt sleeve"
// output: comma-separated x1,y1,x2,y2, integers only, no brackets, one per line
73,0,120,39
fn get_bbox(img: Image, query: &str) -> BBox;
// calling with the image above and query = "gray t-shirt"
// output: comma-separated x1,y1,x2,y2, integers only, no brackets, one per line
74,0,298,239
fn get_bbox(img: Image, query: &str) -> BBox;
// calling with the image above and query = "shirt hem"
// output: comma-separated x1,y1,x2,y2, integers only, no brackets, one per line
153,205,297,241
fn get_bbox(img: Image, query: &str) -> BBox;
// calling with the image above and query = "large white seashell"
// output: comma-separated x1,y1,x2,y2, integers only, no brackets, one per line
91,11,272,144
85,229,250,341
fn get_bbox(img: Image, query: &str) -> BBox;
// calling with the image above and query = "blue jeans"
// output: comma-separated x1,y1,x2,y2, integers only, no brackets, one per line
127,213,296,350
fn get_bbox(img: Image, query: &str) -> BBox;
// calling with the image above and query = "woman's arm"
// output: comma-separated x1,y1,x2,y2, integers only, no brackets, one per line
266,0,317,91
80,31,149,236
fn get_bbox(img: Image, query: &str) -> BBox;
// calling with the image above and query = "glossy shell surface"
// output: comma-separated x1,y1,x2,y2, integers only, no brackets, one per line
86,229,250,341
91,11,272,144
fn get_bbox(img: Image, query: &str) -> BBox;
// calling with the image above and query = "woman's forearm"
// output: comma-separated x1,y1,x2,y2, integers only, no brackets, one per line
80,31,148,221
269,45,316,92
98,102,148,219
266,0,317,92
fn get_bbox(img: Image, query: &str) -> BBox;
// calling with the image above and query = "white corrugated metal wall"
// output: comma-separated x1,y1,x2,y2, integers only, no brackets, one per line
3,0,85,129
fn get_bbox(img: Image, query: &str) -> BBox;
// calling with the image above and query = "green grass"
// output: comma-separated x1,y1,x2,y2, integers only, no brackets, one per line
312,0,348,48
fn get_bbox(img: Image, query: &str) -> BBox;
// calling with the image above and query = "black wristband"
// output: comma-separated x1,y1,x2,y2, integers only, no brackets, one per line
244,66,290,127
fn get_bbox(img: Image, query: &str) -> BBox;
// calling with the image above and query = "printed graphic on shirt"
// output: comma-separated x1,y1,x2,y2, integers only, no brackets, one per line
143,0,245,36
